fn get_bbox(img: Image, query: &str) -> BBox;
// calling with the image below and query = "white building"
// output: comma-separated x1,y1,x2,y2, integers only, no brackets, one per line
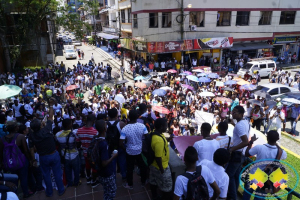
122,0,300,64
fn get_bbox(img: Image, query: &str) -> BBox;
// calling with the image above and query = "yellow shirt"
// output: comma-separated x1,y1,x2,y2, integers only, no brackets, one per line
145,94,150,101
121,108,128,119
151,133,169,169
176,64,180,70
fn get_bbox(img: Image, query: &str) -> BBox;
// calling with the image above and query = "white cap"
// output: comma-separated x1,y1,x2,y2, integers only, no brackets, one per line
276,98,281,101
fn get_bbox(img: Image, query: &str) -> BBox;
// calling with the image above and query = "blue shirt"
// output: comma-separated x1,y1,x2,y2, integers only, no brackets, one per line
291,106,300,119
98,139,114,177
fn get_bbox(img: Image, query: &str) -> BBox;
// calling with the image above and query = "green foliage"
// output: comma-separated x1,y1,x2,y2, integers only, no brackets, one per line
103,86,111,92
24,66,43,70
88,37,95,45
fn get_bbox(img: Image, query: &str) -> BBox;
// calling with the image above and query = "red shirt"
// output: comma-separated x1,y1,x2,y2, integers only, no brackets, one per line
76,126,98,157
149,63,154,70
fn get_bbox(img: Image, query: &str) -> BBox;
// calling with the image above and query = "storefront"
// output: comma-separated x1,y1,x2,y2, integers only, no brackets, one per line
272,36,299,59
229,42,274,58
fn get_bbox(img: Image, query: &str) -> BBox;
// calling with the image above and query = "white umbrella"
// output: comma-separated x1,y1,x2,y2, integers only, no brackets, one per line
215,81,224,87
114,94,125,104
160,86,173,91
282,98,300,104
200,92,215,97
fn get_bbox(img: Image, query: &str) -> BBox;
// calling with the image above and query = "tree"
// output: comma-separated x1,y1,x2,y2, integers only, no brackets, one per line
0,0,58,72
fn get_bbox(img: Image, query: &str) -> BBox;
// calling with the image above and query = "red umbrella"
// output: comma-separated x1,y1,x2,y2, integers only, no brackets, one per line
66,85,79,91
134,82,147,89
152,106,170,114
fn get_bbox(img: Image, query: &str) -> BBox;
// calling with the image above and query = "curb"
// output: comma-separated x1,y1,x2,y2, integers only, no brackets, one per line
281,131,300,144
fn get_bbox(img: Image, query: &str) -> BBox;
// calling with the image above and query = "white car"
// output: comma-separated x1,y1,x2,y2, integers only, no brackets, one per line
65,49,77,59
253,83,298,99
237,60,277,78
73,40,82,46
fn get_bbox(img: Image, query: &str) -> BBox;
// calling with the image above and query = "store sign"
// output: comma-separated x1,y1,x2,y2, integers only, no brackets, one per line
103,27,117,33
134,41,147,52
147,42,156,53
200,37,233,48
164,41,181,52
156,42,165,53
182,40,194,50
273,36,297,44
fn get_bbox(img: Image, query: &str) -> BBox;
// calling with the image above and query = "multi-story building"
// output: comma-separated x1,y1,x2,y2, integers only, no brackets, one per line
118,0,300,65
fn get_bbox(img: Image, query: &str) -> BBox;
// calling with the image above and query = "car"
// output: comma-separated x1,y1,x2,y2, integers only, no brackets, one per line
73,40,82,46
278,92,300,107
64,49,77,59
237,60,277,78
253,83,298,99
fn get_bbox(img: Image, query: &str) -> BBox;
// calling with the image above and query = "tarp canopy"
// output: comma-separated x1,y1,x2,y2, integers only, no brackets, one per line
96,32,119,40
230,42,274,51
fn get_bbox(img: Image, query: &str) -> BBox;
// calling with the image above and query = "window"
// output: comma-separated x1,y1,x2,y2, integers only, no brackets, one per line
121,10,125,23
268,63,275,69
280,11,296,24
259,11,272,25
260,64,266,69
236,11,250,26
189,11,204,27
149,13,158,28
269,88,278,95
162,12,172,27
133,14,138,28
280,87,291,94
128,8,131,23
217,11,231,26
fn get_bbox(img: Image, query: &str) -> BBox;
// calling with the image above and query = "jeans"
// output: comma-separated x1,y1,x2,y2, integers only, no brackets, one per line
28,165,44,192
39,151,65,196
234,64,238,72
65,155,80,186
11,159,29,196
225,155,246,200
291,118,298,135
126,153,147,186
111,148,127,179
108,72,111,80
133,71,136,79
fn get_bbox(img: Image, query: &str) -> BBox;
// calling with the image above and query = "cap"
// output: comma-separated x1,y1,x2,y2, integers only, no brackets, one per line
276,98,281,101
217,92,221,96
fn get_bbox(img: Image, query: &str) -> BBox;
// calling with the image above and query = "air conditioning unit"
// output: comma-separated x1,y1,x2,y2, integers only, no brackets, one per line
190,25,197,31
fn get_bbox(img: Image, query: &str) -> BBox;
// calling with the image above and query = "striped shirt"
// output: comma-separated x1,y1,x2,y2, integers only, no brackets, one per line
76,126,98,157
56,129,79,160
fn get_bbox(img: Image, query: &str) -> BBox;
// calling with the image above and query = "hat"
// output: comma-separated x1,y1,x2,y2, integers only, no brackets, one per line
217,92,221,96
214,110,219,113
154,94,158,97
276,98,281,101
102,90,106,93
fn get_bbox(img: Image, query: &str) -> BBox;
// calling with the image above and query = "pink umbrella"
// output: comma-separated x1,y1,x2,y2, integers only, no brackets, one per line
183,71,192,75
152,106,170,114
167,69,177,73
181,84,194,91
66,85,79,91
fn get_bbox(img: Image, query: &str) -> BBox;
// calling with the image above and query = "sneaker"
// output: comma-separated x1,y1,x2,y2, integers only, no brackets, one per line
123,183,133,190
91,180,100,188
86,177,92,184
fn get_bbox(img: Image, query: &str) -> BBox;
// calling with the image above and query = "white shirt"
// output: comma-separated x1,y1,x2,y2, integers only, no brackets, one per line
53,104,62,113
12,104,23,117
200,159,229,198
216,135,233,149
243,106,252,118
232,120,250,152
24,104,33,115
193,139,220,165
174,165,215,199
269,110,285,128
161,62,166,68
120,123,148,155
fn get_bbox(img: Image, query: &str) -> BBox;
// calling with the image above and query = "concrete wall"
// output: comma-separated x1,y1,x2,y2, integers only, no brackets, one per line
130,0,300,42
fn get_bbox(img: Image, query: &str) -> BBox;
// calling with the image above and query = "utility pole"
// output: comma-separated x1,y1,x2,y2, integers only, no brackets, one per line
118,12,124,66
180,0,184,65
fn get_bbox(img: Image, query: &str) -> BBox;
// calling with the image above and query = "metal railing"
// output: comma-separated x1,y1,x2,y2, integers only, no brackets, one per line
241,157,300,200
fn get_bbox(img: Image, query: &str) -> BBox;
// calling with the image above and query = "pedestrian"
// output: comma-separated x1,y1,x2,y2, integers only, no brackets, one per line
78,49,81,60
107,65,112,80
81,50,84,60
120,65,125,80
226,105,250,200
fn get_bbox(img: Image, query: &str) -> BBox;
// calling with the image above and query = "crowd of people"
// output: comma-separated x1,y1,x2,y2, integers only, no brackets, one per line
0,56,298,200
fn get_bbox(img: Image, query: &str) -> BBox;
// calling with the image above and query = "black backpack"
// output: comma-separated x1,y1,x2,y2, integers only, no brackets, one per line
140,113,154,132
142,131,166,167
87,136,104,170
182,165,210,200
106,121,120,151
19,105,26,116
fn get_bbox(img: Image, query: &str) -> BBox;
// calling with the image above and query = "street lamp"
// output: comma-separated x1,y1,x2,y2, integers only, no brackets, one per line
187,4,192,8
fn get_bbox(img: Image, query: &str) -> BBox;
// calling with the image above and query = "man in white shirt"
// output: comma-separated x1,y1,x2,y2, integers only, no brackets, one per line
269,106,285,140
12,99,23,122
243,101,252,122
193,123,220,165
226,105,250,200
200,148,230,199
174,146,220,200
24,99,33,117
53,101,62,115
160,61,166,71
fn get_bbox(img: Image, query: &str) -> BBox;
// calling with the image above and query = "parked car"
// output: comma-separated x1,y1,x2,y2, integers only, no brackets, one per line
237,60,276,78
253,83,298,99
73,40,82,46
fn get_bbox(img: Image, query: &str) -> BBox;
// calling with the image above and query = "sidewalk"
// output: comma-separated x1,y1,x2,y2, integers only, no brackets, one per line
277,61,300,69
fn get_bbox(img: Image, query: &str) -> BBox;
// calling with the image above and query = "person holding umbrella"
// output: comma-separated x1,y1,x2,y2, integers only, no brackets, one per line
250,104,264,131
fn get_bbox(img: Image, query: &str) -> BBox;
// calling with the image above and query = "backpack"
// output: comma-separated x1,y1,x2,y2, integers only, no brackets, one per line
19,105,26,116
182,165,210,200
87,136,104,169
106,121,120,151
1,134,26,171
142,131,166,167
140,113,154,132
257,74,261,82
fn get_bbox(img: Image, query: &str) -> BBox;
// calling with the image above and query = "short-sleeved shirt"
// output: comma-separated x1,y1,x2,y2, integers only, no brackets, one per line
216,135,233,149
193,139,220,165
151,133,169,169
232,120,250,152
94,85,101,95
174,165,215,199
200,159,229,198
97,138,114,177
120,123,148,155
56,129,79,160
76,126,98,157
24,104,33,115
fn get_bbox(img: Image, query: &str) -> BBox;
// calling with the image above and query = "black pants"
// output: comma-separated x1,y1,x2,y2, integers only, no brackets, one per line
126,153,147,186
252,119,261,131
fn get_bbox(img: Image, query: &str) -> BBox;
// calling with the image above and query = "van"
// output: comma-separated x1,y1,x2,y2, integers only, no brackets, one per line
237,60,277,78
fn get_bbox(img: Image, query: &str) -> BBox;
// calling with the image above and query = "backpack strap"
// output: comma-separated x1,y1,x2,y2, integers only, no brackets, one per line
1,192,7,200
227,136,231,150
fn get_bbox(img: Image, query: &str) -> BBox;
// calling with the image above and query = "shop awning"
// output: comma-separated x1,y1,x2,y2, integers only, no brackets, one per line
230,43,273,51
96,32,119,40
